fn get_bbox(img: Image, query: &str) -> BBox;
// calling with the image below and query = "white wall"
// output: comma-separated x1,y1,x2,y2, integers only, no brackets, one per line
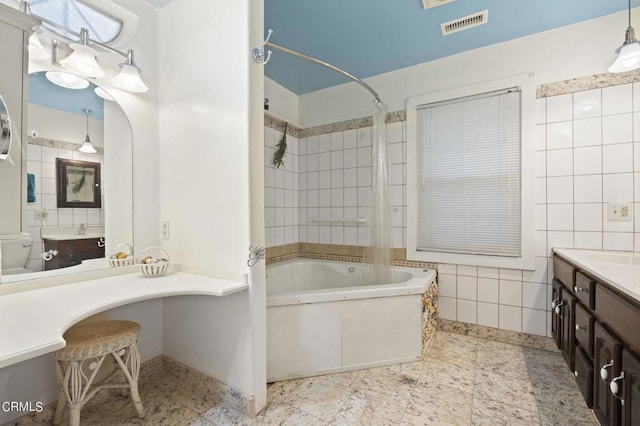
157,0,264,411
265,77,299,125
298,10,630,127
28,104,104,147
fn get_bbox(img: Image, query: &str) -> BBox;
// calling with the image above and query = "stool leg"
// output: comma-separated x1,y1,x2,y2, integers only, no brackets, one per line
68,404,81,426
53,361,67,425
112,344,145,418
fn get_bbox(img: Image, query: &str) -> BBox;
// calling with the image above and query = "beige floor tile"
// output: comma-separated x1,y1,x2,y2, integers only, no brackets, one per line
256,402,327,425
402,384,473,426
282,376,354,421
328,390,409,426
471,397,541,425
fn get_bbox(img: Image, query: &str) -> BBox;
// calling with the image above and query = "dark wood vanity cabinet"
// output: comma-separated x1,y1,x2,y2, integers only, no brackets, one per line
43,238,105,270
553,253,640,426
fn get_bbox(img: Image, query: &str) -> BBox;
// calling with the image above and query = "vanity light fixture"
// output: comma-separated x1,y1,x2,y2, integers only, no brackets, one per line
78,109,97,154
111,50,149,93
609,0,640,73
28,26,49,60
45,71,89,90
59,28,106,79
22,2,149,94
94,86,115,101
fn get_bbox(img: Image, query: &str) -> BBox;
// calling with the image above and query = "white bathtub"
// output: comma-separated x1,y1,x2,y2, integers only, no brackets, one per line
266,259,436,381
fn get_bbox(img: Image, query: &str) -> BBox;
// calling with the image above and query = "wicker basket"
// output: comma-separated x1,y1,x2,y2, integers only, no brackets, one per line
135,246,171,277
107,243,134,268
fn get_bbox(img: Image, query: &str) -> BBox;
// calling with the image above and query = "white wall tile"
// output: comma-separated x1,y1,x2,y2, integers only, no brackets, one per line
546,149,573,176
343,129,357,149
573,146,601,175
535,178,546,203
438,263,457,274
523,256,549,285
602,84,633,115
547,231,574,254
318,226,331,244
477,302,499,328
574,175,602,203
307,136,319,154
344,168,357,187
535,98,546,124
457,265,477,276
344,226,358,245
574,203,602,231
536,124,546,151
535,205,547,230
574,232,602,250
522,282,547,310
357,227,370,246
603,232,633,251
603,143,633,173
358,167,371,187
330,132,344,151
499,305,522,332
387,122,404,143
344,149,358,168
331,189,343,207
331,150,343,169
331,226,343,244
357,187,371,207
457,299,477,324
603,113,633,144
546,121,573,150
438,297,457,321
603,173,633,202
477,277,499,303
546,94,573,123
535,151,546,178
438,274,457,297
319,171,331,189
499,280,522,307
522,308,547,336
457,275,477,300
388,143,403,164
573,89,602,119
318,134,331,152
319,152,331,171
331,169,343,188
573,118,602,147
357,127,372,147
477,267,499,279
357,147,372,167
547,204,573,231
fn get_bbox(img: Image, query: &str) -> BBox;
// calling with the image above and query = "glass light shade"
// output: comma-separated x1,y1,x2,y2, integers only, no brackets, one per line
28,32,49,60
94,86,115,101
60,43,106,79
45,71,89,89
111,64,148,93
79,136,97,153
609,41,640,73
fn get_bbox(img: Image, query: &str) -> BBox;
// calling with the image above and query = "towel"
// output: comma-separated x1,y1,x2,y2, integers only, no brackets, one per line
27,173,35,203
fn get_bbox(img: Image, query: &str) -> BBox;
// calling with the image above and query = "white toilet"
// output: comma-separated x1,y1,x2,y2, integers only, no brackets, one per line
0,233,33,275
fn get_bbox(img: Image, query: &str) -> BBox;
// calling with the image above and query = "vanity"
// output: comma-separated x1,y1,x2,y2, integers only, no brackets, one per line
552,249,640,426
41,227,106,271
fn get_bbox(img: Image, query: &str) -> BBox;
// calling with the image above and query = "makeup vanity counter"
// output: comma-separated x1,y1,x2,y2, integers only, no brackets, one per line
0,271,248,369
552,248,640,426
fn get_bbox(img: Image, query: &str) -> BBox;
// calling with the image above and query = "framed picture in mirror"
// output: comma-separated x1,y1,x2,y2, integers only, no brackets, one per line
56,158,101,208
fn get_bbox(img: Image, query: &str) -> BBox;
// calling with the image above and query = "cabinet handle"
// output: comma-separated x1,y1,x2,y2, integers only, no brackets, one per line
574,286,586,293
575,324,585,331
574,370,579,377
551,297,560,309
610,371,625,405
554,301,565,315
97,238,105,248
601,360,614,381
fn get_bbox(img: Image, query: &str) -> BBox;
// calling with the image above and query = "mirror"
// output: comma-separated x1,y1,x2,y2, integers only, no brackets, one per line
0,71,133,282
0,95,10,160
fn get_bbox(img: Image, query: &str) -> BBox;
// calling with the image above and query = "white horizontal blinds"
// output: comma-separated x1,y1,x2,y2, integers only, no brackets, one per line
417,88,521,257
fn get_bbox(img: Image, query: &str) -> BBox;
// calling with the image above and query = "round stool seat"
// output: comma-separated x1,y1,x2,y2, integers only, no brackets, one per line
57,320,140,361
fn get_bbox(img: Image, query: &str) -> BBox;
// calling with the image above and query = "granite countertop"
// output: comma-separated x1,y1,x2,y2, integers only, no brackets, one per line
553,248,640,302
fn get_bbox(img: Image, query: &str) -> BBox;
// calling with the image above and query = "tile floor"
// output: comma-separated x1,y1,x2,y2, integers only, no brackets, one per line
17,331,598,425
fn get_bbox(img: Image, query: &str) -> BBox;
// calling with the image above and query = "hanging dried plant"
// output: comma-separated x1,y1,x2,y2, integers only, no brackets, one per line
272,122,288,168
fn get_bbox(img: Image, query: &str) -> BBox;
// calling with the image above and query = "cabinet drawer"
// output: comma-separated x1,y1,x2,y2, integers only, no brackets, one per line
574,345,594,408
574,272,595,309
595,285,640,356
553,256,574,289
575,303,594,359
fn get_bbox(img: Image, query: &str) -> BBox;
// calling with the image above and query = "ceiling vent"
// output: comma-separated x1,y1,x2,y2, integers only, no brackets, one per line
440,10,488,36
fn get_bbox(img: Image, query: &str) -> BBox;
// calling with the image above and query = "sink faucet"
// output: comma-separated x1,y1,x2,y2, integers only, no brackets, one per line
78,223,87,235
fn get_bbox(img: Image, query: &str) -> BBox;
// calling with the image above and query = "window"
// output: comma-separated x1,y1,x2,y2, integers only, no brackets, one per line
30,0,123,43
406,75,536,270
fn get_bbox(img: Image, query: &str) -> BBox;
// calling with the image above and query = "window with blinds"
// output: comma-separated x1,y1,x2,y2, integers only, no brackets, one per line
416,88,521,257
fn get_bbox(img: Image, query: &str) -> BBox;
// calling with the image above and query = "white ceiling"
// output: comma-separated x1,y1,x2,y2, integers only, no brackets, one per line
139,0,174,9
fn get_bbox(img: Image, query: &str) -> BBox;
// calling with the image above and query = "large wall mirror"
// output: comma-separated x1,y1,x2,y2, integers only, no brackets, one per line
0,70,133,283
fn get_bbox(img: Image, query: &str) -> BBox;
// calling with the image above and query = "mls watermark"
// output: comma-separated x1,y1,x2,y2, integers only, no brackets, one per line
1,401,44,412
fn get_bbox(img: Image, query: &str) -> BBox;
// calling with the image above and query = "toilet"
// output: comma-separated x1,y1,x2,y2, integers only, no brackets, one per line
0,233,33,275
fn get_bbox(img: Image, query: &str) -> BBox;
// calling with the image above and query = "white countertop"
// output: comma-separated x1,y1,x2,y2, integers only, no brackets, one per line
0,271,247,369
553,248,640,302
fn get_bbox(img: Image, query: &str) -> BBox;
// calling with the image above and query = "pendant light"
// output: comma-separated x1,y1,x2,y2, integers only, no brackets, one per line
609,0,640,73
60,28,106,79
79,109,97,154
112,50,149,93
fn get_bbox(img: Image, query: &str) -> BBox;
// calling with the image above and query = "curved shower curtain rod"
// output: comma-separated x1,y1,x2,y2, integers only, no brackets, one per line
265,41,382,106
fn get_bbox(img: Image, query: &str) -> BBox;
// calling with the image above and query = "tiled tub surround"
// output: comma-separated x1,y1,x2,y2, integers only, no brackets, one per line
24,137,105,273
265,73,640,338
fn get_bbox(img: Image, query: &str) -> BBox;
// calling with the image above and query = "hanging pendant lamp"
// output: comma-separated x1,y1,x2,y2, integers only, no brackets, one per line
609,0,640,73
79,109,97,154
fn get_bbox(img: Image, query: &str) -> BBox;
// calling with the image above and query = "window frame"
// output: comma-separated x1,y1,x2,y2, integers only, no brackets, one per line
406,74,536,270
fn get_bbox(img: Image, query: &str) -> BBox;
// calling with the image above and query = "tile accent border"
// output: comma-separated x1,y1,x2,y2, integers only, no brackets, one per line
422,281,439,357
266,243,436,269
28,135,104,154
537,69,640,98
438,319,558,352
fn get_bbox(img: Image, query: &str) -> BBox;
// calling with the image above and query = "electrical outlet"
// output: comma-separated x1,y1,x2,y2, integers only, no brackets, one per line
607,202,632,221
161,221,170,239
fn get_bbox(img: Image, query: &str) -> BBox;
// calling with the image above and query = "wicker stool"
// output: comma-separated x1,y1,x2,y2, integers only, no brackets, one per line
53,320,145,426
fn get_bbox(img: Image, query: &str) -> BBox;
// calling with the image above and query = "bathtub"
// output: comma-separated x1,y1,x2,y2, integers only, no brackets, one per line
266,258,436,381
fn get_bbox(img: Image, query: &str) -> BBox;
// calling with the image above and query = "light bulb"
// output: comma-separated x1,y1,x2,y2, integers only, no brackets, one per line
112,64,148,93
45,71,89,89
60,44,105,79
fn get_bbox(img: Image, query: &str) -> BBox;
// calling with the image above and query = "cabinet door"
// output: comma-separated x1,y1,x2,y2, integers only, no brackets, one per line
551,279,563,348
560,290,576,370
594,322,621,426
574,345,594,408
621,350,640,426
